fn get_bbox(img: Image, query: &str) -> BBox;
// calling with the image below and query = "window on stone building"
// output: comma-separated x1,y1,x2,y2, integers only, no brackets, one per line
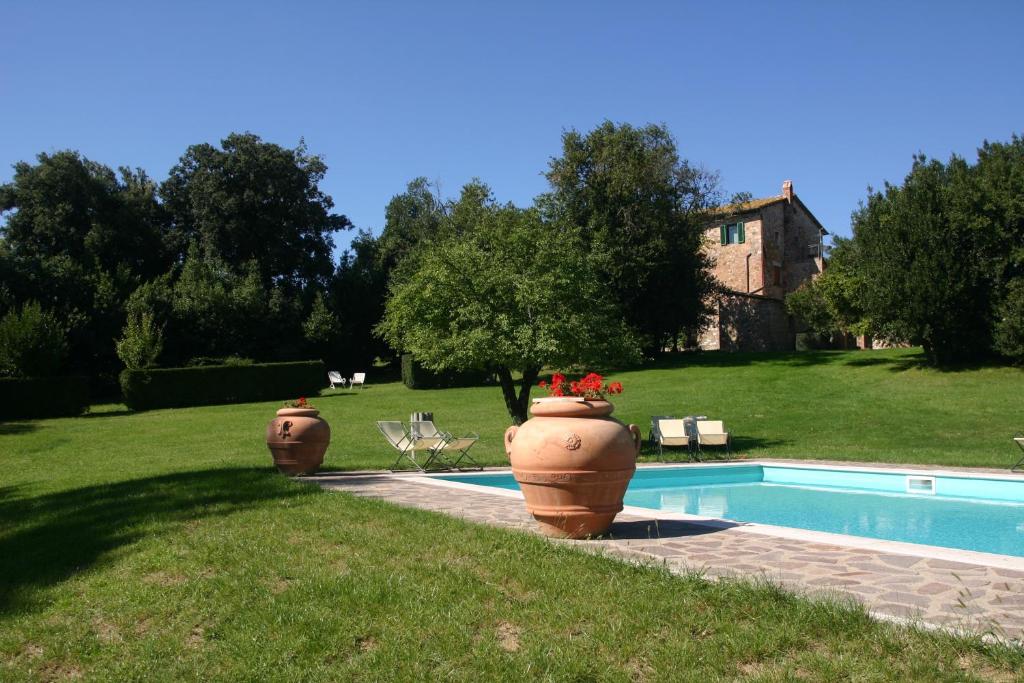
772,266,782,286
720,222,745,245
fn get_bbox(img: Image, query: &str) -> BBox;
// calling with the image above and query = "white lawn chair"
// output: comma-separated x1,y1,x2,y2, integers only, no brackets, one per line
327,370,346,389
696,419,731,455
652,418,694,461
350,372,366,389
377,420,448,471
411,419,482,471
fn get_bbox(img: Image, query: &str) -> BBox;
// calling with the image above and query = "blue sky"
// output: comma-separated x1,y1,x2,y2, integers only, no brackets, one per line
2,1,1022,253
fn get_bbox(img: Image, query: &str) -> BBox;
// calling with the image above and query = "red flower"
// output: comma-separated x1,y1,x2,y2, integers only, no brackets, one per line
538,380,547,388
552,386,564,397
551,373,566,387
608,382,623,395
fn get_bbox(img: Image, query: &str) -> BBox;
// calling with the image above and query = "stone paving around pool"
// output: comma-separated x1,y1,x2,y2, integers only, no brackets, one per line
308,469,1024,643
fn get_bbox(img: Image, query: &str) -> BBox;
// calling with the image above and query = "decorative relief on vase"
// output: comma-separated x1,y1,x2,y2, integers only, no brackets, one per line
563,432,582,450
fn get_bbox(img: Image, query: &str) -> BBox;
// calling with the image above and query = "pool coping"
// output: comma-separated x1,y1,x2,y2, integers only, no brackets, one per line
416,460,1024,572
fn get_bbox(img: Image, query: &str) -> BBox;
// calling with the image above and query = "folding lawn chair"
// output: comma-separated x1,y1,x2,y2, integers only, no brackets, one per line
431,433,482,471
376,420,448,471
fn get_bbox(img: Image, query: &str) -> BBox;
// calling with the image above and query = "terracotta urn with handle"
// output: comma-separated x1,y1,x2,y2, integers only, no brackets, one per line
266,408,330,475
504,397,640,539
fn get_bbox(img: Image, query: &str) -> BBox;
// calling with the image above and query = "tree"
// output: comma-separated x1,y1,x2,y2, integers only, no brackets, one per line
115,309,163,369
852,155,997,364
377,177,447,277
160,133,351,288
328,230,390,370
0,301,67,377
541,121,719,353
0,151,169,384
303,291,342,363
377,183,639,424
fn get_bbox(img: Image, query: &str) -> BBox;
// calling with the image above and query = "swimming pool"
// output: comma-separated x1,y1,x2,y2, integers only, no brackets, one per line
436,464,1024,558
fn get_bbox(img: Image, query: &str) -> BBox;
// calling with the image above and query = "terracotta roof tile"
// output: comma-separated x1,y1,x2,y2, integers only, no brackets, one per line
709,195,786,217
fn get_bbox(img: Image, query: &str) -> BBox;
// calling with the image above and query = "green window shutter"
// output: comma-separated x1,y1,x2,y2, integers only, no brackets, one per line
738,222,745,243
720,225,727,245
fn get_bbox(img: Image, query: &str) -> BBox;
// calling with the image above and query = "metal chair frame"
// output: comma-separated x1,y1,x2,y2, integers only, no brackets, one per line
1013,432,1024,472
377,421,449,472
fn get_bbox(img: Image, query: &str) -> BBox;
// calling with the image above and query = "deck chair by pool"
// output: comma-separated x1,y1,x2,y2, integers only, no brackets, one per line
327,370,346,389
648,415,675,449
376,420,448,471
350,372,366,389
652,418,694,461
432,433,483,470
410,419,483,470
696,420,731,455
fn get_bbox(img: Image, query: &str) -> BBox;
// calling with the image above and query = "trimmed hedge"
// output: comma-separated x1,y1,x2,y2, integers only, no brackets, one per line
0,376,90,420
120,360,325,411
400,354,493,390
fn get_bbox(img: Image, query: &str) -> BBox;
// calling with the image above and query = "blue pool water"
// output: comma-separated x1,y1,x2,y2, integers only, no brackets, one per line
437,465,1024,557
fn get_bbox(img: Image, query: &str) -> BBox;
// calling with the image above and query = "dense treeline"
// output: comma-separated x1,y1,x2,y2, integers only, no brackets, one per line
786,134,1024,365
1,123,719,401
0,134,375,393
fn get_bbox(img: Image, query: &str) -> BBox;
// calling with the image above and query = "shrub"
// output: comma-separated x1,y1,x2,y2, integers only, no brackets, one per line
401,354,492,390
0,376,89,419
186,356,255,367
115,309,163,369
120,360,325,410
994,277,1024,362
0,301,67,378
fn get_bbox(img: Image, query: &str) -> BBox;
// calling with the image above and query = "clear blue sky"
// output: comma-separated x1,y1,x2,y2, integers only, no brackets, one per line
2,1,1022,252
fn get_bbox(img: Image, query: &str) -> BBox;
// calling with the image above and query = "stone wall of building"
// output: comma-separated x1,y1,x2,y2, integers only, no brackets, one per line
781,198,825,293
698,292,794,352
703,216,765,295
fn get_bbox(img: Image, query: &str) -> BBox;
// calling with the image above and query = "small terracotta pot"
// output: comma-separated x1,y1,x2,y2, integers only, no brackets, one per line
505,398,640,539
266,408,330,475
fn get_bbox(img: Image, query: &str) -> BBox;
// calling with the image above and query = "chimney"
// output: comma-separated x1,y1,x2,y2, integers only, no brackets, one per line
782,179,794,202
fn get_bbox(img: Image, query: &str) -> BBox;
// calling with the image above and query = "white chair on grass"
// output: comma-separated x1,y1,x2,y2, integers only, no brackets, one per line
350,372,366,389
327,370,346,389
651,417,694,461
696,420,731,455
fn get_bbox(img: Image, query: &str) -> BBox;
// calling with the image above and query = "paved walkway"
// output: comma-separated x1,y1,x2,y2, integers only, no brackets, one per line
308,471,1024,642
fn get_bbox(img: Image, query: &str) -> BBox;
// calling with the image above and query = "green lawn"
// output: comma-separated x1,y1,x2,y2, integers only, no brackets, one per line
2,348,1024,680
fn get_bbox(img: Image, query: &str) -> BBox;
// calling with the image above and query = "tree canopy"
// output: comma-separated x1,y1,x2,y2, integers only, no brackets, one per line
377,182,639,423
160,133,351,288
541,121,718,353
789,134,1024,364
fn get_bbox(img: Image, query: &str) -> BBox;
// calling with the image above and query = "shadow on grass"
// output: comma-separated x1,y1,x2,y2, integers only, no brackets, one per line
0,422,39,435
0,467,313,617
643,350,854,370
79,409,135,419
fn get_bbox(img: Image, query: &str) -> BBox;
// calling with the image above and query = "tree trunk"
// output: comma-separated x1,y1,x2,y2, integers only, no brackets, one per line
496,365,542,425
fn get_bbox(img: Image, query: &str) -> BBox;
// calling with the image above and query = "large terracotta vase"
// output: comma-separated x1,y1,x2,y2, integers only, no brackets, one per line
504,397,640,539
266,408,331,475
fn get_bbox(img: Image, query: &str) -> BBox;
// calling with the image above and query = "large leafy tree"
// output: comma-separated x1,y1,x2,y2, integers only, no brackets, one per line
541,121,719,353
377,183,639,424
376,177,447,277
328,230,390,371
0,151,169,383
160,133,351,288
852,154,1000,364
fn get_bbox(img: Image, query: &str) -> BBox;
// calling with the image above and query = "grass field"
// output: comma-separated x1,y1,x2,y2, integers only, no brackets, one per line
2,348,1024,680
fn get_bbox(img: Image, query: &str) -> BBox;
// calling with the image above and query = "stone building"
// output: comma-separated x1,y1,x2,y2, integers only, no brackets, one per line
697,180,827,351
